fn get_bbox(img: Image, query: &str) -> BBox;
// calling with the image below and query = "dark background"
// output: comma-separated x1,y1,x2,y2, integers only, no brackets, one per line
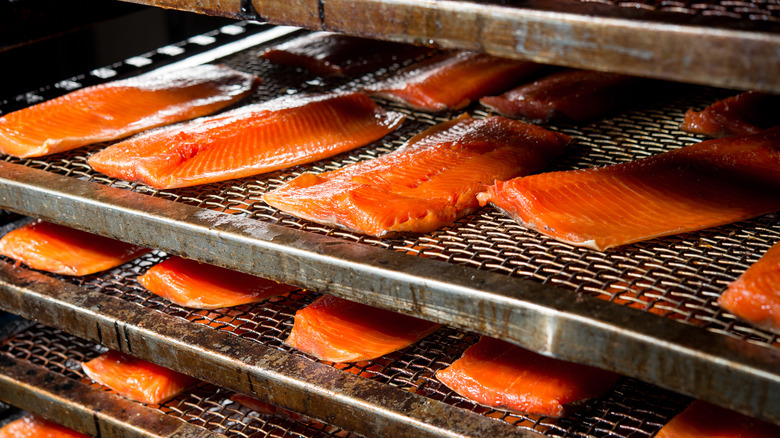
0,0,239,98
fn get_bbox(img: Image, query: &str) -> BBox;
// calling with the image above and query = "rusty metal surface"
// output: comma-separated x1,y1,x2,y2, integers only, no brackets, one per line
121,0,780,91
0,325,363,438
0,202,777,429
0,354,217,437
0,261,541,438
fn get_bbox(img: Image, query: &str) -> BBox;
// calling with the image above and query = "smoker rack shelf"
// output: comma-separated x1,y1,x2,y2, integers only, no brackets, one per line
0,21,778,429
121,0,780,93
0,258,696,438
0,324,361,438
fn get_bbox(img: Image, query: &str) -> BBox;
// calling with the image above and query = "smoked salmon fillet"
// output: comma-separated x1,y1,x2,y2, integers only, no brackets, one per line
718,242,780,334
88,92,405,189
0,415,89,438
285,294,441,362
682,91,780,137
262,31,432,76
263,115,570,237
0,64,259,158
81,350,196,405
436,337,620,418
137,256,298,309
478,127,780,251
655,400,780,438
0,220,149,276
363,51,544,112
480,69,653,123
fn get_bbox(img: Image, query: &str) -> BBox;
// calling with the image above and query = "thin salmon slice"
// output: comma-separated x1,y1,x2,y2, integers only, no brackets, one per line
0,220,149,276
82,350,196,405
718,242,780,334
285,295,441,362
0,64,259,158
262,31,432,76
88,92,405,189
478,127,780,251
436,337,620,418
0,415,89,438
363,51,544,112
264,115,570,237
137,256,298,309
655,400,780,438
480,69,654,123
682,91,780,137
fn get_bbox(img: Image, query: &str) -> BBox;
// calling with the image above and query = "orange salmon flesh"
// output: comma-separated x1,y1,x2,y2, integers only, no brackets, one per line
88,92,404,189
436,336,620,418
81,350,196,405
0,64,259,158
138,256,298,309
285,294,441,362
263,114,570,237
478,127,780,251
0,220,149,276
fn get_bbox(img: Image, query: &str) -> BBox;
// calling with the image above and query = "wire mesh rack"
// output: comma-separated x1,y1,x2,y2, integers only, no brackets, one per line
0,324,359,438
0,29,777,349
0,21,777,436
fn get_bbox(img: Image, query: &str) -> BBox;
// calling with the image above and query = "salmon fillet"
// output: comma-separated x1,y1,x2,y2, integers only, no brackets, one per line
0,415,89,438
436,337,620,418
285,295,441,362
363,51,544,112
718,242,780,334
137,256,298,309
478,127,780,251
81,350,196,405
88,92,405,189
480,69,653,123
682,91,780,138
656,400,780,438
263,115,570,237
262,31,432,76
0,220,149,276
0,64,259,158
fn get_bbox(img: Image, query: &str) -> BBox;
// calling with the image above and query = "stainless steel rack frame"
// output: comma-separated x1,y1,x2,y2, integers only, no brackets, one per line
121,0,780,93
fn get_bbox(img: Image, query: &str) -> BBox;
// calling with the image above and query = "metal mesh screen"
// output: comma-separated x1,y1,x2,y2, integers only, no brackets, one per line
0,22,775,437
0,27,776,349
0,250,693,437
0,324,358,438
580,0,780,22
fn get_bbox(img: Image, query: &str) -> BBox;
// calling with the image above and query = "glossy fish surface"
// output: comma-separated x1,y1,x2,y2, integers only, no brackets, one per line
0,64,259,158
0,220,149,276
682,91,780,137
436,337,620,418
88,92,405,189
655,400,780,438
138,256,298,309
718,242,780,334
364,51,544,112
0,415,89,438
262,31,432,76
263,115,569,237
81,350,196,405
285,294,441,362
480,69,653,123
478,127,780,251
